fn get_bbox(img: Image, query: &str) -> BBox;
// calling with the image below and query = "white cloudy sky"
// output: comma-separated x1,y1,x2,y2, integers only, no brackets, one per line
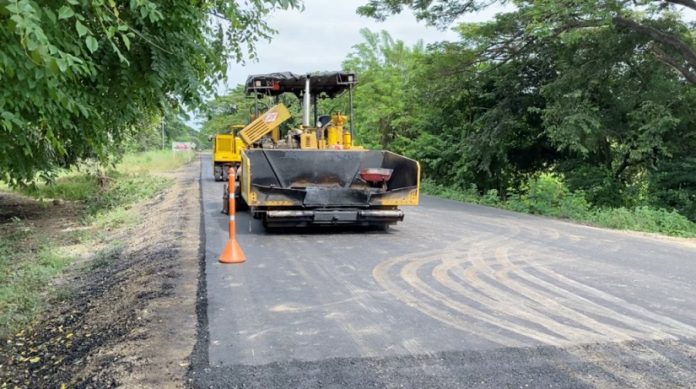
221,0,509,90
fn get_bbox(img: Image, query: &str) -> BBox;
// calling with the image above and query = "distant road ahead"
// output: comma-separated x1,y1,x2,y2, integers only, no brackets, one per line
195,153,696,388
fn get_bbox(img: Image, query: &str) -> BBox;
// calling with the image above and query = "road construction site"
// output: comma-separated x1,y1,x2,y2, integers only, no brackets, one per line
193,153,696,388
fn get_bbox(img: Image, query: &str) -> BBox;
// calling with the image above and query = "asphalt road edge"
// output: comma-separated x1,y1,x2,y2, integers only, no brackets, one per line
187,153,210,387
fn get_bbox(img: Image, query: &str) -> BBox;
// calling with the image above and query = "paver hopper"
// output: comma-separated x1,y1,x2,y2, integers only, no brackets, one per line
241,149,419,228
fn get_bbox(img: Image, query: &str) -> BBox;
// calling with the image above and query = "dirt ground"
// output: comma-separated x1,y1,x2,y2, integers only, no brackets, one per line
0,158,202,388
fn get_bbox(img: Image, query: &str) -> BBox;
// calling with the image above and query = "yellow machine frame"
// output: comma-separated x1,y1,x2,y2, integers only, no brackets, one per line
212,125,246,181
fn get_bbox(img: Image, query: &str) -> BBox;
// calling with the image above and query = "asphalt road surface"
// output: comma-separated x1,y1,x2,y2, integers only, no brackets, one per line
193,153,696,388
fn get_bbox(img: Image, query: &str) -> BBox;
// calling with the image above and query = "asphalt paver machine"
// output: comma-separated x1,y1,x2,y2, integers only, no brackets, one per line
229,71,420,229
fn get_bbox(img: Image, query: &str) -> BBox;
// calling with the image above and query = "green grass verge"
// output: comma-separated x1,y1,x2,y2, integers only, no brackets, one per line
423,175,696,238
117,149,195,175
0,220,73,338
0,150,192,337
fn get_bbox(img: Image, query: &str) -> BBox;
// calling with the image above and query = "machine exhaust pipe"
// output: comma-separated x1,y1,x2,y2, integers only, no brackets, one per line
303,75,311,127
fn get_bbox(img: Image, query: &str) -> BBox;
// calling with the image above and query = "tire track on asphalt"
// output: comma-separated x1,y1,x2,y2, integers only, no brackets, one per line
374,221,542,347
504,222,696,387
403,220,581,345
515,222,696,335
487,224,649,342
439,249,634,344
373,211,696,387
282,238,388,358
490,248,644,340
373,215,696,348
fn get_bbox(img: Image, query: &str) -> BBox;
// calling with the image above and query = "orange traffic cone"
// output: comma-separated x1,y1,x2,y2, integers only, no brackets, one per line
219,167,246,264
219,236,245,263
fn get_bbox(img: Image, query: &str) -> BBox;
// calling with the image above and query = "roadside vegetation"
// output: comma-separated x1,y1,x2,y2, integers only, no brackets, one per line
348,1,696,236
423,175,696,238
0,150,194,338
0,1,299,186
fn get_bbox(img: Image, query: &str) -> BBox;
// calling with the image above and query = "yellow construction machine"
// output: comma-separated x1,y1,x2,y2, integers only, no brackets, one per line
211,125,246,181
225,71,420,229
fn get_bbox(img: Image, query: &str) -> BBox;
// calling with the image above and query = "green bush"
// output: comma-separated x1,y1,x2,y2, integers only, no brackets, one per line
589,206,696,237
482,189,500,205
558,192,591,219
421,180,480,203
19,174,98,202
423,174,696,237
503,174,590,219
526,174,568,214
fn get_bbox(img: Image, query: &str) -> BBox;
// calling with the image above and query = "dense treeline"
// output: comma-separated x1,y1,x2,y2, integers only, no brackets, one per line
345,1,696,221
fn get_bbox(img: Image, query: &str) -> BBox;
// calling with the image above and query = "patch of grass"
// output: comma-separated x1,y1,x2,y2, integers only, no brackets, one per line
117,149,195,174
84,174,171,215
82,173,170,230
0,220,74,337
90,243,125,270
19,174,98,202
92,207,142,230
13,149,186,204
421,181,481,204
423,174,696,238
0,149,192,337
587,206,696,237
17,169,172,208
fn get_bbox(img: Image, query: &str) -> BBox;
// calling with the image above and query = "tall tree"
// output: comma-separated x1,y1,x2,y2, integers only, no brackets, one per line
200,85,258,141
0,0,299,184
342,29,424,148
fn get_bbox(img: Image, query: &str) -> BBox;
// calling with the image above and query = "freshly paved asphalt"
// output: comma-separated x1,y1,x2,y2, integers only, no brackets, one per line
192,153,696,388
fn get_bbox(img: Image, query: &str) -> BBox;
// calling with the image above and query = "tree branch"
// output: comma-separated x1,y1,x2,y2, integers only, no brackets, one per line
650,44,696,84
663,0,696,11
613,16,696,85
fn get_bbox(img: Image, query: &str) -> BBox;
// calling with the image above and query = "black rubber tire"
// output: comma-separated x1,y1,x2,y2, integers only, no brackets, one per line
221,184,229,214
236,192,249,212
372,223,390,232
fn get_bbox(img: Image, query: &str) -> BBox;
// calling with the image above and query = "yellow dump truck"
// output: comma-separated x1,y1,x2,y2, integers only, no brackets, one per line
226,71,420,229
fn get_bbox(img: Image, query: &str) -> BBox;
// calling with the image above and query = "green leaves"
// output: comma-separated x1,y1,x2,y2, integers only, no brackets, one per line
85,36,98,53
120,33,130,50
75,20,88,37
57,6,74,20
0,0,300,185
343,29,424,149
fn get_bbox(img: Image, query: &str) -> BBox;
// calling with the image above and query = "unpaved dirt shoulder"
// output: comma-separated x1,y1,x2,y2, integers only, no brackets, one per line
92,157,202,387
0,157,202,388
